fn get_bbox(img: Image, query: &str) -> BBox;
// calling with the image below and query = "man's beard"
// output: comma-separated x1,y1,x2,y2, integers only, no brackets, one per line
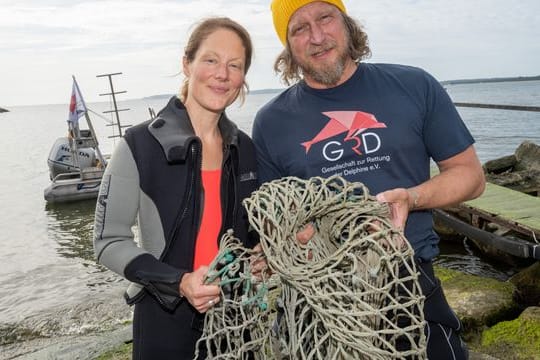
296,42,349,86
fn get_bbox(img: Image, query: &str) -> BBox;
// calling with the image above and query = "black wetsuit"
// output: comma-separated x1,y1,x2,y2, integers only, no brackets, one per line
94,97,258,359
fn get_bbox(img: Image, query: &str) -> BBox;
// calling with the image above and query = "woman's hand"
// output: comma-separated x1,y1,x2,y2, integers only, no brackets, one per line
179,266,221,313
250,243,272,280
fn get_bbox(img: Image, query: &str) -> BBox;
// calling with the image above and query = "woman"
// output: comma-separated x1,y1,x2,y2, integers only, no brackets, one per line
93,17,258,359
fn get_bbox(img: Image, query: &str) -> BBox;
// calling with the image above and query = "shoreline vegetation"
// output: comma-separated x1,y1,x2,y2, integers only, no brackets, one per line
441,75,540,85
3,75,539,109
142,75,540,101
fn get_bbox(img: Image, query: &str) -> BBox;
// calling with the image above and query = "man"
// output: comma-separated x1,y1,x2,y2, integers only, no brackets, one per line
252,0,486,358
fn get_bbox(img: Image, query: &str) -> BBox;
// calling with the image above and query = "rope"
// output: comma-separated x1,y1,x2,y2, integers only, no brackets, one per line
195,175,427,359
195,232,275,359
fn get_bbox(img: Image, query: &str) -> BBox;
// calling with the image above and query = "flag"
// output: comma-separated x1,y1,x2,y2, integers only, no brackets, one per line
68,76,87,127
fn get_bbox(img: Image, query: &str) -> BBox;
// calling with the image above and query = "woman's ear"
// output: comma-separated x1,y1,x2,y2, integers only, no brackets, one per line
182,56,190,77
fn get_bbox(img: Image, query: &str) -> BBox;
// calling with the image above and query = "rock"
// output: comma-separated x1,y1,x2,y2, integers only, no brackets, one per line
484,141,540,195
0,325,132,360
0,107,8,113
515,141,540,172
0,296,132,346
0,289,132,359
479,306,540,360
510,262,540,306
484,154,517,174
435,267,519,334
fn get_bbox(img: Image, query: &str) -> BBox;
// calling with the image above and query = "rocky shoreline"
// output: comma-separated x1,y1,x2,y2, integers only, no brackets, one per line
1,325,131,360
437,264,540,359
0,289,132,360
484,140,540,196
2,264,538,359
3,138,539,359
430,141,540,358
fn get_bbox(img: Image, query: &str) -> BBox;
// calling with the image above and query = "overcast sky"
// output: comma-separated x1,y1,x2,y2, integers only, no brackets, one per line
1,0,539,106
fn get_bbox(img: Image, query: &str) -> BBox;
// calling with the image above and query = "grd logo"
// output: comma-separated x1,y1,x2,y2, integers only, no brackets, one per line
301,111,387,161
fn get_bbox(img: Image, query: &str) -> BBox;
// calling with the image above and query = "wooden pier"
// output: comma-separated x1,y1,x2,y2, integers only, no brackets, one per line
448,101,540,241
431,162,540,260
456,181,540,240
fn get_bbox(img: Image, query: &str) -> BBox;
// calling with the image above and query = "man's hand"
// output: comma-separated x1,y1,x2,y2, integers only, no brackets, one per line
296,223,315,245
375,188,417,250
179,266,221,313
295,223,316,260
376,188,414,230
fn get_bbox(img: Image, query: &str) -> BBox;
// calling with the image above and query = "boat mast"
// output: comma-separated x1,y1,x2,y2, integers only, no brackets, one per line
72,77,107,168
97,72,131,139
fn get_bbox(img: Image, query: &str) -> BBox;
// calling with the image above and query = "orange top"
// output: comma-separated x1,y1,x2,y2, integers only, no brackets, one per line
193,169,222,270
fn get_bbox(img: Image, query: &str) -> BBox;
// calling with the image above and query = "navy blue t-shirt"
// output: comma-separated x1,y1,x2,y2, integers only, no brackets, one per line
252,63,474,261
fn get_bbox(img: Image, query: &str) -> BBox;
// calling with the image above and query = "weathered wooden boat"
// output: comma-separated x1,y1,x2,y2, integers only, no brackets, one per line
434,141,540,265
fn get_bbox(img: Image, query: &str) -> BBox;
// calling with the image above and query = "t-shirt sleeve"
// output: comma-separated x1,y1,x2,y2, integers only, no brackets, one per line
422,71,475,162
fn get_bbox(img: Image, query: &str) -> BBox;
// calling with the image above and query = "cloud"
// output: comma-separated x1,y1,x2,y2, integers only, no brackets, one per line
0,0,538,106
349,0,540,80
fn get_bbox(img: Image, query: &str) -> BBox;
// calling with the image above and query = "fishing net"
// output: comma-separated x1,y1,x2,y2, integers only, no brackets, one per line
195,176,427,359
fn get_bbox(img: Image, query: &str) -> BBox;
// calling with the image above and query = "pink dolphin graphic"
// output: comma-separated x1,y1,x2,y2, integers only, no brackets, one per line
301,111,387,155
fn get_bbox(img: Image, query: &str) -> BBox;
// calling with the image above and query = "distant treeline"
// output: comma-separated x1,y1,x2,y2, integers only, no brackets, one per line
142,89,284,99
143,94,173,100
441,75,540,85
142,75,540,100
250,76,540,93
250,88,284,94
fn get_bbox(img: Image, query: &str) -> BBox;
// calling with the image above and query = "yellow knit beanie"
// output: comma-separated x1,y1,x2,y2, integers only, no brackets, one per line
271,0,347,45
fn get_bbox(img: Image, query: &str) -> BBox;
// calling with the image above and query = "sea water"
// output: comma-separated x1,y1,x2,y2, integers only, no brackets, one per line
0,80,539,345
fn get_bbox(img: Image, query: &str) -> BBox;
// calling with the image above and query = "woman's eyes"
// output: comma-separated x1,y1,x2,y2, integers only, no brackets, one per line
202,57,243,71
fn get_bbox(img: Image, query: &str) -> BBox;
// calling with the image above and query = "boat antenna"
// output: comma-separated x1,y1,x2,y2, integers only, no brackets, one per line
97,72,131,138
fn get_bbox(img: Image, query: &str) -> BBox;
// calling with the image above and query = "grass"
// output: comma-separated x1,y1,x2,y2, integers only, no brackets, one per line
94,342,132,360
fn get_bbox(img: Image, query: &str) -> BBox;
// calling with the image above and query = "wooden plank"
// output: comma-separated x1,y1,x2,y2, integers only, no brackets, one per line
460,182,540,236
431,167,540,237
454,102,540,112
465,183,540,215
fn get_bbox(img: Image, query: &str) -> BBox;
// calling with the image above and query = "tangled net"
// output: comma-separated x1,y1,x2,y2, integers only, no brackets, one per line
195,176,427,359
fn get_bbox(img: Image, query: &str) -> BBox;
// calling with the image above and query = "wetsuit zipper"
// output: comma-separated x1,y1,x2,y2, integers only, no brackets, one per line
218,146,238,240
145,143,200,309
192,144,204,268
164,142,201,265
218,147,229,241
229,147,239,230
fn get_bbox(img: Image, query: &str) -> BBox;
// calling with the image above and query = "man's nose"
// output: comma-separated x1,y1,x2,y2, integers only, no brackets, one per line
309,24,325,44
